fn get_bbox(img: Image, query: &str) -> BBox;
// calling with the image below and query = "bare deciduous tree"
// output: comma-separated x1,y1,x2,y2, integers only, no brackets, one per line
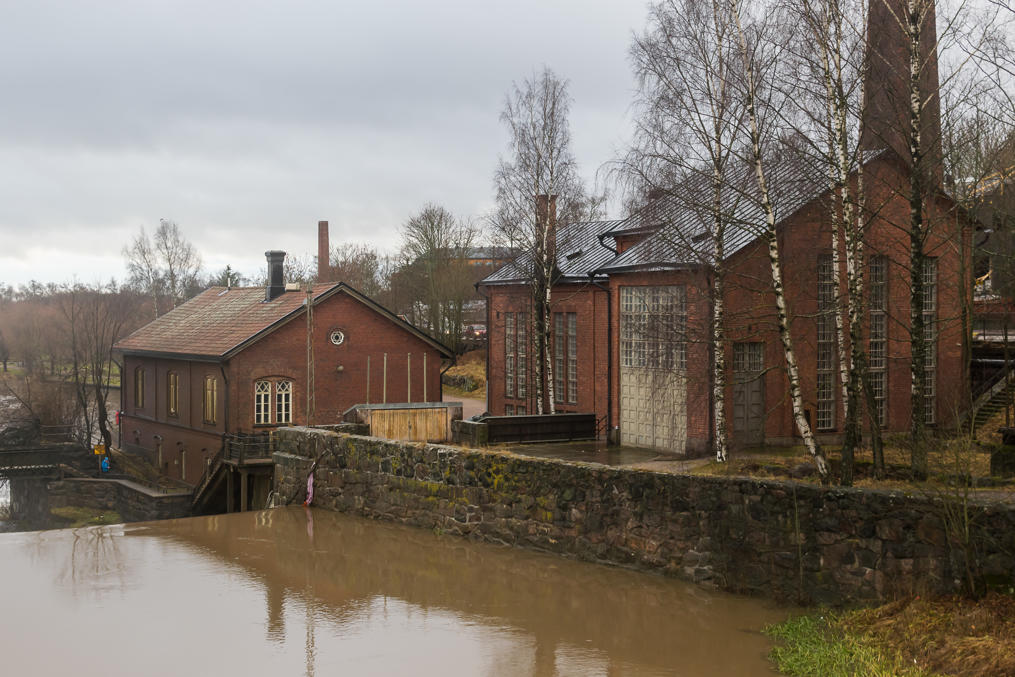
732,0,831,476
492,67,604,414
399,204,478,353
329,243,387,298
123,219,202,318
625,0,746,462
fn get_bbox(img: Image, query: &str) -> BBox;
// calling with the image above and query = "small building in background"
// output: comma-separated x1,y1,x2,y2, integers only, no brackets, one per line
114,250,453,489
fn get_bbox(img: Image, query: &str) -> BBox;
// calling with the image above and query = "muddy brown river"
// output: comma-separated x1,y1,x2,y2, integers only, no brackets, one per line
0,507,789,675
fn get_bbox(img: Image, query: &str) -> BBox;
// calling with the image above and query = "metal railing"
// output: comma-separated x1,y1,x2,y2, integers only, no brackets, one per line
224,431,274,464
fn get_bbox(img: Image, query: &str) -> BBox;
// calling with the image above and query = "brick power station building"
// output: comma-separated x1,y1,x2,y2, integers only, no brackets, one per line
480,0,973,455
115,250,453,487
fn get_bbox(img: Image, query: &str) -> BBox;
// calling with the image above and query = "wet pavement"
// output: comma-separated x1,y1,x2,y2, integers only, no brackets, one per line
0,507,788,676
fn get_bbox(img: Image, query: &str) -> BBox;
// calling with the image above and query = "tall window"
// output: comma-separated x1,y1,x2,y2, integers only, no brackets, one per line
254,379,293,425
276,380,292,424
134,367,145,408
516,312,527,399
504,311,528,406
167,371,179,417
869,255,887,426
203,375,217,425
923,258,937,424
255,381,271,424
620,286,686,370
816,255,836,430
505,313,515,400
554,312,578,405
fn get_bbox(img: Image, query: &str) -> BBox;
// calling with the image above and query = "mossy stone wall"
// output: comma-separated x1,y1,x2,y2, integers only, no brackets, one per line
273,427,1015,605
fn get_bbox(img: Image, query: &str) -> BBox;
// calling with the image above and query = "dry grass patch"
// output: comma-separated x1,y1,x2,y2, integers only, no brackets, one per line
841,594,1015,677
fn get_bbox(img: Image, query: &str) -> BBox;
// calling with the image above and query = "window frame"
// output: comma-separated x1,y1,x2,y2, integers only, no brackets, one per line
253,378,294,426
816,254,836,431
203,375,217,425
134,367,145,409
167,371,179,418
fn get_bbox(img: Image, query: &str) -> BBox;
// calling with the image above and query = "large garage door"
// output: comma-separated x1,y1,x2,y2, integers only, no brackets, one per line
619,286,687,452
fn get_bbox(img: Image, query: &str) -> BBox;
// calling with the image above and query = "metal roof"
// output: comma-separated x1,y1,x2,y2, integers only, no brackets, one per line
597,157,827,273
480,219,626,285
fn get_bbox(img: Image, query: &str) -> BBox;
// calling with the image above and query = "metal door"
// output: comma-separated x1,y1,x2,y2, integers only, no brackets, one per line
732,342,765,445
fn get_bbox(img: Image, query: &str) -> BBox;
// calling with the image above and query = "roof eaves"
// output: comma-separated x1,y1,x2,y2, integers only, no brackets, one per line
113,347,226,363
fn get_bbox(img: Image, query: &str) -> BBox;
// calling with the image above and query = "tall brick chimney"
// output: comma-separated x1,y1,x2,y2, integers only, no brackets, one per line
535,194,558,259
859,0,942,185
535,194,557,231
317,220,330,283
265,250,286,301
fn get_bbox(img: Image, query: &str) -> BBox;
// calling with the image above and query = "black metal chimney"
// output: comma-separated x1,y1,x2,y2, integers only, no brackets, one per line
265,250,286,301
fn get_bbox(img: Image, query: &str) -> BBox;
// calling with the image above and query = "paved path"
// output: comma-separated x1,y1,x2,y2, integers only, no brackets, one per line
445,394,486,419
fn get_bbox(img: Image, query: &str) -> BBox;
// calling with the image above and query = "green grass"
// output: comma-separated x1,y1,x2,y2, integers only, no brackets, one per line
766,615,934,677
50,506,123,528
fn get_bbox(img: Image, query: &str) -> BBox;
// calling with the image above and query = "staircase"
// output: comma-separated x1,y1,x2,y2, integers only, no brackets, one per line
969,370,1015,435
191,448,225,513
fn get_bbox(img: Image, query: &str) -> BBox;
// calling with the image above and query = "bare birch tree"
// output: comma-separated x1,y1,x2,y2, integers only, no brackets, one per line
492,67,603,414
732,0,830,476
626,0,746,462
780,0,875,483
864,0,993,478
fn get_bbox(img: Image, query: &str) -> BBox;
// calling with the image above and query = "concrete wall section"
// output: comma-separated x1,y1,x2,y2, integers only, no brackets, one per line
274,427,1015,606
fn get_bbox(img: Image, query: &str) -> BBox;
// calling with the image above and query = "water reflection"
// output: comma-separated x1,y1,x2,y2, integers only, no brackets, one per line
0,507,788,676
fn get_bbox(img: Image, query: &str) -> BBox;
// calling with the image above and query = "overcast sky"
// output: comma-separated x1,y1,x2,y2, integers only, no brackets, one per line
0,0,648,287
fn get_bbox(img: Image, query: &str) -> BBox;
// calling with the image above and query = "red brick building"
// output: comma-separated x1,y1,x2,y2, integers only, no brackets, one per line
480,0,971,456
480,154,972,455
115,251,453,485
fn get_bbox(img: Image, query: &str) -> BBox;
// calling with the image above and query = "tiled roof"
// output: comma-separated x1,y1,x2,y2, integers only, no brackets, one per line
480,219,626,285
596,157,827,273
115,283,453,359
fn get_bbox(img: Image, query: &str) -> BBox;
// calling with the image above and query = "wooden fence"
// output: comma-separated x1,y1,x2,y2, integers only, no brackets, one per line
343,402,463,443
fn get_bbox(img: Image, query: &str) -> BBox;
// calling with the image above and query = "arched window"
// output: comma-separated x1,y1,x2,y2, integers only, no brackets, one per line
167,371,179,417
203,375,217,424
276,381,292,424
254,380,271,425
134,367,145,409
253,379,293,425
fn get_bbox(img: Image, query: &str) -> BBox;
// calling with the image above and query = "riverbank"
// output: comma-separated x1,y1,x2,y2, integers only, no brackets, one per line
272,427,1015,606
768,593,1015,676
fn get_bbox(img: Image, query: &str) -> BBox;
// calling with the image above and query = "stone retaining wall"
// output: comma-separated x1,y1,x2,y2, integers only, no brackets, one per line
273,427,1015,605
48,478,192,523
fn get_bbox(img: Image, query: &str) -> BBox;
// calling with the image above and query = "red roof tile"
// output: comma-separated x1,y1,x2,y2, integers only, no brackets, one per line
114,284,337,358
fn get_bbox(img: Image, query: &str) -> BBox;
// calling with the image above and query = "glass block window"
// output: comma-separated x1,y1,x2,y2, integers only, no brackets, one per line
504,311,528,403
816,254,836,430
516,312,527,400
869,255,887,426
620,286,686,370
922,257,937,424
553,312,579,405
505,313,515,399
567,313,577,404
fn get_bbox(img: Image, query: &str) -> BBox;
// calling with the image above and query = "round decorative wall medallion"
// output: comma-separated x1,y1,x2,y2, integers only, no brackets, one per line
329,329,346,346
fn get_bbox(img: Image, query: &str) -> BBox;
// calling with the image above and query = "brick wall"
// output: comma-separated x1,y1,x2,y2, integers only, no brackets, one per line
487,282,609,423
120,290,447,485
